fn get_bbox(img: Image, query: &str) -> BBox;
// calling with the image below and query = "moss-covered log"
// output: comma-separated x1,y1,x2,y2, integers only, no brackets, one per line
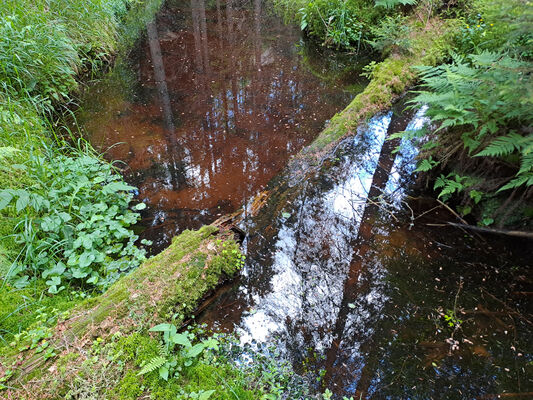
1,225,243,391
298,17,457,159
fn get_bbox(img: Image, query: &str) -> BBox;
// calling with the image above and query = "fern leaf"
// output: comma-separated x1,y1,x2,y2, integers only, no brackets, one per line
518,153,533,175
498,173,533,192
137,356,166,376
475,133,525,157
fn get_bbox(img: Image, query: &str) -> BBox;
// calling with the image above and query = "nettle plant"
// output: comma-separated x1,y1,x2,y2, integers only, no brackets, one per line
0,153,147,292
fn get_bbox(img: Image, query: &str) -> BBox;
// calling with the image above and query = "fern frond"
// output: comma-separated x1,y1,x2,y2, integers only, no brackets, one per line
498,172,533,192
519,153,533,175
475,133,527,157
137,356,166,376
158,341,168,357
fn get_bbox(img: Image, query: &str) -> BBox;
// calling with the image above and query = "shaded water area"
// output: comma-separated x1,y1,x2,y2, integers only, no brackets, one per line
199,107,533,398
79,0,364,252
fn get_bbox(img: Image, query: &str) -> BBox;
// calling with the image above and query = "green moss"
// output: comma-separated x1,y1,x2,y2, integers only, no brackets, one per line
110,331,260,400
113,370,144,400
303,18,457,155
114,332,160,366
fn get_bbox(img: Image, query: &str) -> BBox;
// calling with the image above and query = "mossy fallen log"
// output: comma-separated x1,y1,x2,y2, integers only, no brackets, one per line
2,224,243,391
297,17,458,161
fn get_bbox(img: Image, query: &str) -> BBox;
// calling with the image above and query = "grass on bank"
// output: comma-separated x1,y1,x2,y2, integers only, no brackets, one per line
0,0,164,346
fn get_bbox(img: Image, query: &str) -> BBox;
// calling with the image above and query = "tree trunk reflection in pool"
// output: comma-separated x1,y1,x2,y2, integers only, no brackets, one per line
199,107,532,398
79,0,363,253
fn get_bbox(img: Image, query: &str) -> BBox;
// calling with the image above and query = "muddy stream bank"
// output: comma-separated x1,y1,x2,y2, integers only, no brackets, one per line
80,0,532,398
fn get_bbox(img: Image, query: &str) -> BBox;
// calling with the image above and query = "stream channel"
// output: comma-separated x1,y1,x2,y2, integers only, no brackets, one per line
80,0,532,398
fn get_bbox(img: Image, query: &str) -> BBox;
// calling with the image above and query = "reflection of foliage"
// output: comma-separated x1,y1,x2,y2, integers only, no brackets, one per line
298,39,368,92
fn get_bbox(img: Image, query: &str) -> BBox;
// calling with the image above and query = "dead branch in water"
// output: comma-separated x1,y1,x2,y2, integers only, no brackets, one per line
446,222,533,239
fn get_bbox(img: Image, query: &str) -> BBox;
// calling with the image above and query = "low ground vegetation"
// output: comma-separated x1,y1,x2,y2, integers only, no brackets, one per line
0,0,531,397
0,0,165,344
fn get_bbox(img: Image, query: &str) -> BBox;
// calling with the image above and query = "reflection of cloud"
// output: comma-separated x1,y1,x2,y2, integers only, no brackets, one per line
236,112,399,352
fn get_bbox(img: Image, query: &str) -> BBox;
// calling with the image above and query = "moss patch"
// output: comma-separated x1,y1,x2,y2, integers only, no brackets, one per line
301,17,457,158
2,225,243,391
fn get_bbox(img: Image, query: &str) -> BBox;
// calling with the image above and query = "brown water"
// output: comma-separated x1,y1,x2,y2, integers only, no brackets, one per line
79,0,365,252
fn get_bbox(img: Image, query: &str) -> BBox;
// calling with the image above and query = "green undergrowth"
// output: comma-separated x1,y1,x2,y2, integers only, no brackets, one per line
0,282,81,350
67,226,243,338
30,326,324,399
0,227,254,396
0,0,165,350
402,0,533,227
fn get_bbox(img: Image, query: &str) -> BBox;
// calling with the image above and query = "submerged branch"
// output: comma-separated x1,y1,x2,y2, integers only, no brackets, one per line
446,222,533,239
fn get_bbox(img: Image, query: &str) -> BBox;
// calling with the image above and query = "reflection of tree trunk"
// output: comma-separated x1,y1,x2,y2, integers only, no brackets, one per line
191,0,203,75
252,0,261,113
226,0,239,133
146,20,186,188
323,110,413,396
199,0,210,75
216,0,229,137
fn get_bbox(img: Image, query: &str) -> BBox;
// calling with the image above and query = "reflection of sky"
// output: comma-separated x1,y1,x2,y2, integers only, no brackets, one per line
235,110,429,354
384,106,429,206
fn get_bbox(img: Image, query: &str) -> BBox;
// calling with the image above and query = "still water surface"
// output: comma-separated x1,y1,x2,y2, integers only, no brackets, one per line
80,0,364,252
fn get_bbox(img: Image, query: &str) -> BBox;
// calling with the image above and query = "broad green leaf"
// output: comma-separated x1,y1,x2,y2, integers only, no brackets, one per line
79,252,95,268
15,191,30,213
171,333,192,348
42,262,66,279
134,203,147,210
199,390,216,400
149,323,175,332
187,343,206,358
159,366,169,381
0,191,13,210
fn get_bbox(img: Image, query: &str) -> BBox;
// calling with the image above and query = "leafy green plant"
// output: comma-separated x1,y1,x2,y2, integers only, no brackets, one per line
0,13,78,105
367,15,411,55
475,134,533,191
0,153,147,291
443,309,463,329
139,324,218,381
374,0,417,9
298,0,382,51
411,51,532,197
433,173,477,201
